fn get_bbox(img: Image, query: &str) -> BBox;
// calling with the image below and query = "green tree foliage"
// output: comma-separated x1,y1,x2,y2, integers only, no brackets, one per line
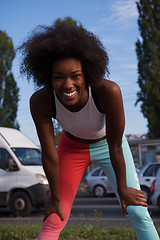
0,30,19,129
54,16,82,27
135,0,160,138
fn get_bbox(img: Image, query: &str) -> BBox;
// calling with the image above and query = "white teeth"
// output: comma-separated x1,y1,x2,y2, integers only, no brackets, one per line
64,91,76,97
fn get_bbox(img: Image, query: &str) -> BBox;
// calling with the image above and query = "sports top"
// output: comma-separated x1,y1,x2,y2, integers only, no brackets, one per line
53,87,106,140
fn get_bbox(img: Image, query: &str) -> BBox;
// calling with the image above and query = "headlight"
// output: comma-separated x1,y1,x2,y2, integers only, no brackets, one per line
35,174,48,185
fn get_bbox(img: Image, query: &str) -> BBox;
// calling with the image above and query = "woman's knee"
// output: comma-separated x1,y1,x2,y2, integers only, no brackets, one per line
126,206,150,222
38,213,67,240
44,213,67,230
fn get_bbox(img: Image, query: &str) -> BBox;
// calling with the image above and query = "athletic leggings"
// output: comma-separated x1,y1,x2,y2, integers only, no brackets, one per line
38,132,159,240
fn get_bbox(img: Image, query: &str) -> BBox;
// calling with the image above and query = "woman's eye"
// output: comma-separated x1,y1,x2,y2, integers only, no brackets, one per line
73,74,81,79
54,76,63,80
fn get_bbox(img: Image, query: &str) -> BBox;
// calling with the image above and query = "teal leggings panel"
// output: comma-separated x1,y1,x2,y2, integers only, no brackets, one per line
89,136,159,240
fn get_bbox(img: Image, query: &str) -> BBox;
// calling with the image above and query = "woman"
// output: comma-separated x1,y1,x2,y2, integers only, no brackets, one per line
19,22,159,239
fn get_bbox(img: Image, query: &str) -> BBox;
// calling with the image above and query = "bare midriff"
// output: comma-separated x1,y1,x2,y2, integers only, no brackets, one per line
63,130,106,144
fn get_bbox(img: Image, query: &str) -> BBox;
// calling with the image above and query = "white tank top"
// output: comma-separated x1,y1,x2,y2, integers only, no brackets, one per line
54,88,106,140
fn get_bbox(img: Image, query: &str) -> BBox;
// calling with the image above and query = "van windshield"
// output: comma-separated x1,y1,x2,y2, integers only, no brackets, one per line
12,148,42,165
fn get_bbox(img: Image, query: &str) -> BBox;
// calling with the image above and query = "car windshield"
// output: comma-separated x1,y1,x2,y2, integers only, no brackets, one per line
12,148,41,165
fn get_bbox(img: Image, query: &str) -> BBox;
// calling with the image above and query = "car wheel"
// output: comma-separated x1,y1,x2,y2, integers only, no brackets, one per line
141,188,150,203
94,185,105,197
9,191,32,217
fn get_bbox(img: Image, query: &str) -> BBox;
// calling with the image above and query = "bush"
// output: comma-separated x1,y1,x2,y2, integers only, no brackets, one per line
0,224,159,239
0,224,40,240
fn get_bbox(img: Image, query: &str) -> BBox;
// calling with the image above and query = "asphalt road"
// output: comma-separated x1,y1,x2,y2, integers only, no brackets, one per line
0,194,160,228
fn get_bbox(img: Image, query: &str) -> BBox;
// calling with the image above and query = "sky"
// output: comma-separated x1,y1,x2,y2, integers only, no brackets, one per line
0,0,148,145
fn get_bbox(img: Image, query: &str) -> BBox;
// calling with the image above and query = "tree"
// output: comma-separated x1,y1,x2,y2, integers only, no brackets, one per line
0,30,19,129
135,0,160,138
54,16,82,28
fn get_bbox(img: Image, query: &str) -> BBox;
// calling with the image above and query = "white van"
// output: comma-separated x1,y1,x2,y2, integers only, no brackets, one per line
0,127,49,216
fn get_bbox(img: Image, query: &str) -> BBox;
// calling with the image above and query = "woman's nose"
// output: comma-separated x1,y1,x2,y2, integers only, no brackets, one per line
64,77,73,89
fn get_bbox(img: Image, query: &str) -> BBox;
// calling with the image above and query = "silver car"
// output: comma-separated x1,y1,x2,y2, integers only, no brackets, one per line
85,167,114,197
138,162,160,202
150,168,160,209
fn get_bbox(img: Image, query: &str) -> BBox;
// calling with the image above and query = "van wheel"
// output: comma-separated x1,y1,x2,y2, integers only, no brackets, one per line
94,185,105,197
9,191,32,217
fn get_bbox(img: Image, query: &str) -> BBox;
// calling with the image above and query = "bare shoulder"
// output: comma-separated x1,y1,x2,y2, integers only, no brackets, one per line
94,79,122,112
30,87,52,104
30,87,53,119
96,79,121,96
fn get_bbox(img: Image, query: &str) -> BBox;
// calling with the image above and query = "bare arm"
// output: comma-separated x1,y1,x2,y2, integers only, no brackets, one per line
30,88,64,221
95,80,147,213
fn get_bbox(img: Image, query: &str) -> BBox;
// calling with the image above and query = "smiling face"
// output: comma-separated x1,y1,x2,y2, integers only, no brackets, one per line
52,57,88,111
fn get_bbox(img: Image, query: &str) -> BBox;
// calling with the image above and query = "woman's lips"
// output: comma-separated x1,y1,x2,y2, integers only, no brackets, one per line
63,90,77,97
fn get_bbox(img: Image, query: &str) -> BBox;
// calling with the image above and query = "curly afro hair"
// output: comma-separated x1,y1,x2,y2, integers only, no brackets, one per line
19,22,109,88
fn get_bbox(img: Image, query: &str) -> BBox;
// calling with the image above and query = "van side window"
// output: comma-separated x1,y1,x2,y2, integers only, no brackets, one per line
0,148,15,171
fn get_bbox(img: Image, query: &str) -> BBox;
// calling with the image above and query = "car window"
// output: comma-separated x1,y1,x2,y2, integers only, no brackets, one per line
101,171,106,176
91,168,101,176
143,164,160,177
0,148,15,171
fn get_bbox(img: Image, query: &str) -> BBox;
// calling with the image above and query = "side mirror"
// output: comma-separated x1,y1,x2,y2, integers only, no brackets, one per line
8,158,19,171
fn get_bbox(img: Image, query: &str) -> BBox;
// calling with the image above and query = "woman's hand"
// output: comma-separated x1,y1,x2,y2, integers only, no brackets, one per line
118,187,148,214
43,197,64,222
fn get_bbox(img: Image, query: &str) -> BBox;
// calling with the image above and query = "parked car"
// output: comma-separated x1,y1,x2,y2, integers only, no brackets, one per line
138,162,160,202
150,168,160,209
0,127,49,216
85,167,114,197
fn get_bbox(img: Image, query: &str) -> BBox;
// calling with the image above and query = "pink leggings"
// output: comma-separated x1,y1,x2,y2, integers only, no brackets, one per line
38,132,159,240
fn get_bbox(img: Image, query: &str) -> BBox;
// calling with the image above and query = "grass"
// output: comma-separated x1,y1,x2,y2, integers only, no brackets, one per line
60,225,137,240
0,223,160,240
0,224,40,240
